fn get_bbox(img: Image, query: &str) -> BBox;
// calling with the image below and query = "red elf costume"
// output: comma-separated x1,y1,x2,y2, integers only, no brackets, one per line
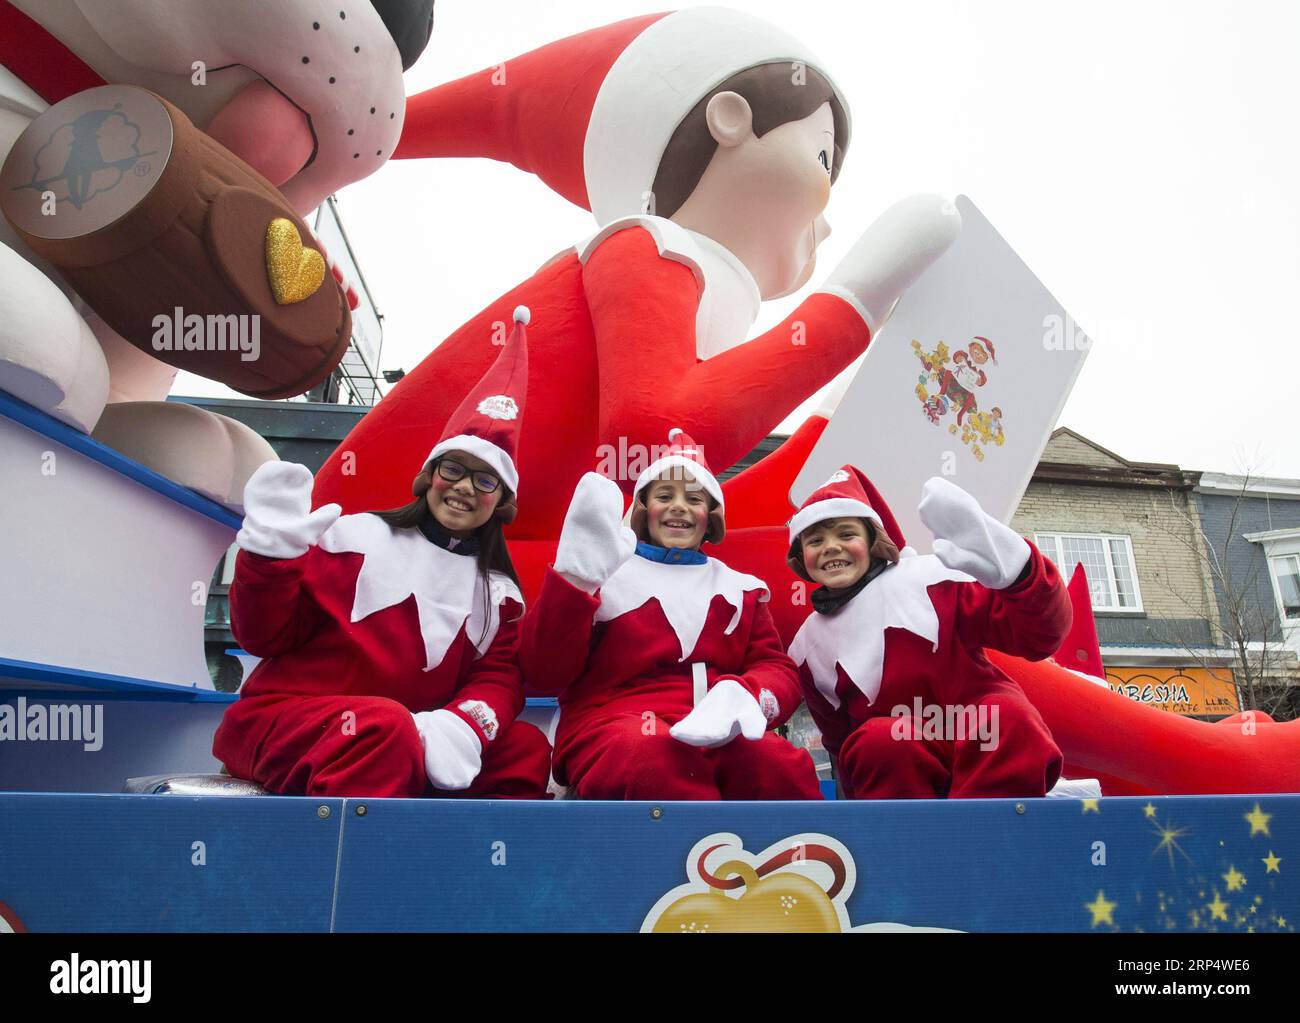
787,467,1071,799
212,308,551,799
520,429,822,800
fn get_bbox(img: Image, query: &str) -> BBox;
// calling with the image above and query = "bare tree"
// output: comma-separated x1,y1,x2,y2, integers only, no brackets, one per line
1143,475,1297,720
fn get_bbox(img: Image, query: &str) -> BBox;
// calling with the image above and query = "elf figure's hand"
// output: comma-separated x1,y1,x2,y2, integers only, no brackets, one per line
411,709,483,791
670,678,767,749
819,194,962,333
553,471,637,593
236,461,341,559
918,477,1029,589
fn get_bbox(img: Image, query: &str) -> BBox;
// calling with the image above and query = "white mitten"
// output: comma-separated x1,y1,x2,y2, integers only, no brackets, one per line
236,461,341,559
552,472,637,593
819,194,962,333
411,709,483,791
670,678,767,749
918,477,1030,589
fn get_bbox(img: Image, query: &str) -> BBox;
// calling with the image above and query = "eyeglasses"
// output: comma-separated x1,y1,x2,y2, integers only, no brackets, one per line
435,458,501,494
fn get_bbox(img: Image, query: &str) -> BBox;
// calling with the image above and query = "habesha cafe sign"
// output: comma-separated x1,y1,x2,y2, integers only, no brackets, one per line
1105,667,1239,717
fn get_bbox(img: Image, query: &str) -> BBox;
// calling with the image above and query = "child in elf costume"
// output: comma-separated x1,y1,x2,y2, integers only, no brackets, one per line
212,308,551,799
520,429,822,800
786,467,1071,799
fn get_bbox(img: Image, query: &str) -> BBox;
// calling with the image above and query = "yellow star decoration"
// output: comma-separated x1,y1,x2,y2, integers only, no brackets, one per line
1278,916,1288,929
1207,893,1229,922
1245,803,1272,837
1222,866,1247,892
1143,803,1158,818
1150,817,1192,869
1086,890,1117,928
1081,798,1100,814
1262,851,1282,874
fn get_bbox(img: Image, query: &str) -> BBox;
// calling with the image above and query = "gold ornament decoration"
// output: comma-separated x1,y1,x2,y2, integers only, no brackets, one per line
264,217,325,304
650,859,842,933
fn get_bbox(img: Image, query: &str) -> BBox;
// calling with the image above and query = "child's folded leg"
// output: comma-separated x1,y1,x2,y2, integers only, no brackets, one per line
215,694,428,798
559,713,721,800
450,720,554,800
712,733,823,800
946,686,1063,799
836,715,951,799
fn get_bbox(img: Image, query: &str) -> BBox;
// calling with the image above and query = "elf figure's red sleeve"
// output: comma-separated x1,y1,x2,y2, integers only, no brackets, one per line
798,662,853,758
443,597,526,745
518,567,601,696
582,227,872,471
955,544,1072,662
228,549,324,658
717,597,803,730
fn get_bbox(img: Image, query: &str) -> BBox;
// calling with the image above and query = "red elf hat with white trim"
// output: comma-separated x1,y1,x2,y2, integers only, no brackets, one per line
631,427,726,544
786,466,906,581
423,306,530,518
396,9,850,225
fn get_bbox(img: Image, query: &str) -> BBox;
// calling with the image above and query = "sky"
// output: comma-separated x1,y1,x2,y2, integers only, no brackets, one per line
177,0,1300,478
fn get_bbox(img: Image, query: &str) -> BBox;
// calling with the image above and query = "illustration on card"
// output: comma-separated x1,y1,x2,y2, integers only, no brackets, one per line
641,832,958,933
912,337,1005,461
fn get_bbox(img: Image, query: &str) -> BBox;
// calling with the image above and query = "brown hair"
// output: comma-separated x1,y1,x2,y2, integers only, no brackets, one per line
370,460,521,644
650,63,849,219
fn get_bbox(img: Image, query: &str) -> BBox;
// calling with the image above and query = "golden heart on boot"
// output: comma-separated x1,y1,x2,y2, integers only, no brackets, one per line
264,217,325,304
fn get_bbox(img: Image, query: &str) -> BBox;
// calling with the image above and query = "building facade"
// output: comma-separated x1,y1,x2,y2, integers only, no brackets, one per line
1010,429,1298,721
1194,473,1300,720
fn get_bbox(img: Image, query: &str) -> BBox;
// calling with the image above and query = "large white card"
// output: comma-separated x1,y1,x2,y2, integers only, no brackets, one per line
792,195,1091,552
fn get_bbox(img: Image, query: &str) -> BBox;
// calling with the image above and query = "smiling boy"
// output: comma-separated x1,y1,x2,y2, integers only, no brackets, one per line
787,467,1071,799
519,429,820,800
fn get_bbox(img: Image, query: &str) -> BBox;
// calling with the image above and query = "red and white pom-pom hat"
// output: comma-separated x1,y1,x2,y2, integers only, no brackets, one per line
786,465,907,580
630,427,727,544
424,306,530,516
396,8,850,225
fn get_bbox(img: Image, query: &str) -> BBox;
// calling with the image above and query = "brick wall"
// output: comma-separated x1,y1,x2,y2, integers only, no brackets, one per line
1010,480,1220,647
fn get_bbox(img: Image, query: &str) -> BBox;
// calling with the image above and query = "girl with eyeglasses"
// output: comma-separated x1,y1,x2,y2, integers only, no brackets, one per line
212,309,552,799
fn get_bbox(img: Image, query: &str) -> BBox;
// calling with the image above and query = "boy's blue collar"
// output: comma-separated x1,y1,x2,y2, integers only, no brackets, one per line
635,541,707,565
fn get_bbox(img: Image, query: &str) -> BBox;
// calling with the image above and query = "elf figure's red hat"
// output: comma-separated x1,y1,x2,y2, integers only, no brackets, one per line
786,466,906,581
631,427,726,544
424,305,530,507
396,9,850,225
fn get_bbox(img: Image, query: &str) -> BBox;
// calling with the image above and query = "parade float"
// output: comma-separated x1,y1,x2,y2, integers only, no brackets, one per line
0,2,1295,933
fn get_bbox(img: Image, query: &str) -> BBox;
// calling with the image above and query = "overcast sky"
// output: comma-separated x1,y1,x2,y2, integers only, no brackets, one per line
178,0,1300,478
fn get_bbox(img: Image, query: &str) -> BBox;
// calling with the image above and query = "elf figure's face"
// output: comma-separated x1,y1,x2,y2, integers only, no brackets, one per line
802,517,871,589
426,450,502,536
672,97,835,300
644,472,710,550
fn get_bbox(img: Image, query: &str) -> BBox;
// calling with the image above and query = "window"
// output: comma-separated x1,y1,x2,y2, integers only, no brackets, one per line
1270,554,1300,621
1035,532,1143,612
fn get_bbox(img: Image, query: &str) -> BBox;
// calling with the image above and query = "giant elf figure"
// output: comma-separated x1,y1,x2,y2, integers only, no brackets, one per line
313,9,1300,797
311,7,959,627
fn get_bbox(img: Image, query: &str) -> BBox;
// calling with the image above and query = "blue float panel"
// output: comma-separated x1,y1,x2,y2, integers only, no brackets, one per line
329,795,1299,932
0,793,342,932
0,793,1294,932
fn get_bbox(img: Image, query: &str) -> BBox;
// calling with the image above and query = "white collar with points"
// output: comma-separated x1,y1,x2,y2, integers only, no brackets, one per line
595,553,769,662
319,513,521,672
788,552,972,709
